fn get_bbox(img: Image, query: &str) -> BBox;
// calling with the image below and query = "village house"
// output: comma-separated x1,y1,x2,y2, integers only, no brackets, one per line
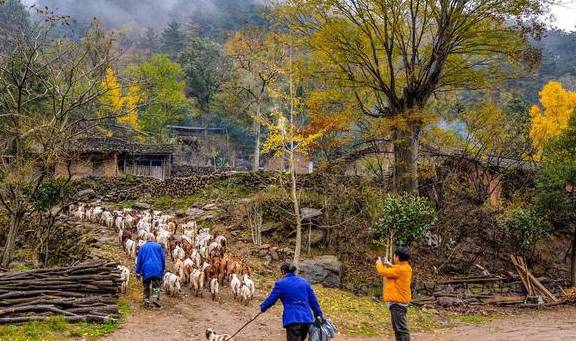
54,137,174,180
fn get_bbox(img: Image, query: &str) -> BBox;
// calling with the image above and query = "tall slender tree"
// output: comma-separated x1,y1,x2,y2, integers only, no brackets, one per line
225,30,285,171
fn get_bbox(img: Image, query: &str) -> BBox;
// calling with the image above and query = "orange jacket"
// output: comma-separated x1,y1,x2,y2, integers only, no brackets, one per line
375,261,412,304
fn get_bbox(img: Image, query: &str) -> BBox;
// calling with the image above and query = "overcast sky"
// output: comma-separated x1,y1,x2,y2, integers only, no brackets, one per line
551,1,576,31
21,0,576,32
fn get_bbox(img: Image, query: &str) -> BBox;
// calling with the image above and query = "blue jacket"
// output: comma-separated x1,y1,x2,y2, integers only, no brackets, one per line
135,241,165,282
260,273,323,327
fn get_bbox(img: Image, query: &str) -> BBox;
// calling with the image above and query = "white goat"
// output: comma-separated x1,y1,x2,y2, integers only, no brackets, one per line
117,265,130,293
162,272,182,296
209,277,219,301
172,245,185,261
230,273,242,300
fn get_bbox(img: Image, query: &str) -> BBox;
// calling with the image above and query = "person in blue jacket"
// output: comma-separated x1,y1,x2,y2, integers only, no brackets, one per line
260,262,324,341
135,235,165,308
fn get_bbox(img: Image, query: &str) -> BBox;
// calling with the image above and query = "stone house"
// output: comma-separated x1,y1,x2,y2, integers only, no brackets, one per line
54,138,174,180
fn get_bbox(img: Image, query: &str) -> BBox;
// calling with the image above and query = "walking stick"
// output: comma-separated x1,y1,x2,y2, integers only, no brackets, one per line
225,312,263,340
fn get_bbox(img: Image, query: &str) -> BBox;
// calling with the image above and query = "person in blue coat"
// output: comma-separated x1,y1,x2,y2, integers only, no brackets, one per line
260,262,324,341
135,235,165,308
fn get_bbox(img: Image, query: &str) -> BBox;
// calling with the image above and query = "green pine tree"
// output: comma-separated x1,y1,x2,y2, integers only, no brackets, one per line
160,20,186,60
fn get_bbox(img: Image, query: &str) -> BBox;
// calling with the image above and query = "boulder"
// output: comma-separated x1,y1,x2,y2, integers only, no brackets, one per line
297,255,343,288
437,296,464,307
76,189,96,199
261,222,281,235
186,208,205,217
307,229,327,246
133,202,151,210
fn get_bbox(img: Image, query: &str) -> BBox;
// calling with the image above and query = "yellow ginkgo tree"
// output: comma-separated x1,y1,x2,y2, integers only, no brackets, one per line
530,81,576,153
99,67,142,133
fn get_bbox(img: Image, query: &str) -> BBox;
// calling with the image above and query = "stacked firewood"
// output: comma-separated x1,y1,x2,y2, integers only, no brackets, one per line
561,287,576,303
0,261,122,324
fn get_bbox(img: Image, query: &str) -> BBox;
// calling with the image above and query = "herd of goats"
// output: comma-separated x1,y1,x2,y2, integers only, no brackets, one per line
68,203,256,304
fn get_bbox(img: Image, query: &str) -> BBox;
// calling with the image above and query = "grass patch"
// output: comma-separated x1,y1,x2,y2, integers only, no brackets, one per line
10,263,32,272
0,307,128,341
447,313,496,325
152,196,172,210
121,200,136,209
314,286,436,337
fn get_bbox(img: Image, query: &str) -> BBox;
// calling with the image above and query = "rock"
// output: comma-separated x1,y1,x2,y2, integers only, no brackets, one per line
261,222,281,235
259,244,270,250
201,215,215,222
258,249,269,257
192,202,203,208
203,203,217,210
231,231,240,237
186,208,205,217
175,210,186,218
307,229,327,246
301,207,322,219
264,255,272,266
270,247,279,261
297,255,343,288
437,296,464,307
76,189,96,199
133,202,151,210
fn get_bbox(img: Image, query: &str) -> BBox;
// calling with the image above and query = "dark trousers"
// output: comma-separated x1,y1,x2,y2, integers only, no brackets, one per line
143,277,161,301
390,304,410,341
286,323,310,341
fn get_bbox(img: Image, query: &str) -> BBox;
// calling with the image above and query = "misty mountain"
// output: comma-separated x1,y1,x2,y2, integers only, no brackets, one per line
30,0,267,38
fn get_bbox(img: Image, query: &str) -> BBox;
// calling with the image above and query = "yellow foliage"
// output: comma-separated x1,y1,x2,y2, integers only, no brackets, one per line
99,67,141,130
262,112,325,157
101,67,123,112
530,81,576,151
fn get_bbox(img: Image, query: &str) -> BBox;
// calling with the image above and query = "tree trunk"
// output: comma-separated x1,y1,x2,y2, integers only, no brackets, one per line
393,123,421,194
252,102,262,172
291,157,302,264
2,212,24,268
571,225,576,287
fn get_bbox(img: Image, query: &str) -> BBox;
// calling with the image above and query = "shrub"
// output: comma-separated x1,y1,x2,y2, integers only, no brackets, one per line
501,207,549,251
372,193,437,247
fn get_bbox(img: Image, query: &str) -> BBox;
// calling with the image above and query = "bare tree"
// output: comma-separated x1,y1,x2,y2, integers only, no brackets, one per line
0,18,118,267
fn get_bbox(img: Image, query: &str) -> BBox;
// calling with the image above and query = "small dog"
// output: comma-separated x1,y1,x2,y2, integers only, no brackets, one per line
205,328,234,341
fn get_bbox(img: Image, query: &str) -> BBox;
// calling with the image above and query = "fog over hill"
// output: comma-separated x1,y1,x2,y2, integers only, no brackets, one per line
24,0,264,30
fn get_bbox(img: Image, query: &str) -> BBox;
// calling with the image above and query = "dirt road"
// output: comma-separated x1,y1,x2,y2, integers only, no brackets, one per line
412,305,576,341
104,293,576,341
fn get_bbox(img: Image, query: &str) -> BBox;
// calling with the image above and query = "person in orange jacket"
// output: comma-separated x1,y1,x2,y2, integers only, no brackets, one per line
376,246,413,341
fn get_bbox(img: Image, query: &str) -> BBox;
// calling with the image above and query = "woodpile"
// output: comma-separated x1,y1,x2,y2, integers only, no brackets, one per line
509,255,558,304
0,261,122,324
561,287,576,303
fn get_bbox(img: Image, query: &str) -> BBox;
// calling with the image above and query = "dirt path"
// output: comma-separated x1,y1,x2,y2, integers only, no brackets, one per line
103,288,286,341
412,306,576,341
104,299,576,341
